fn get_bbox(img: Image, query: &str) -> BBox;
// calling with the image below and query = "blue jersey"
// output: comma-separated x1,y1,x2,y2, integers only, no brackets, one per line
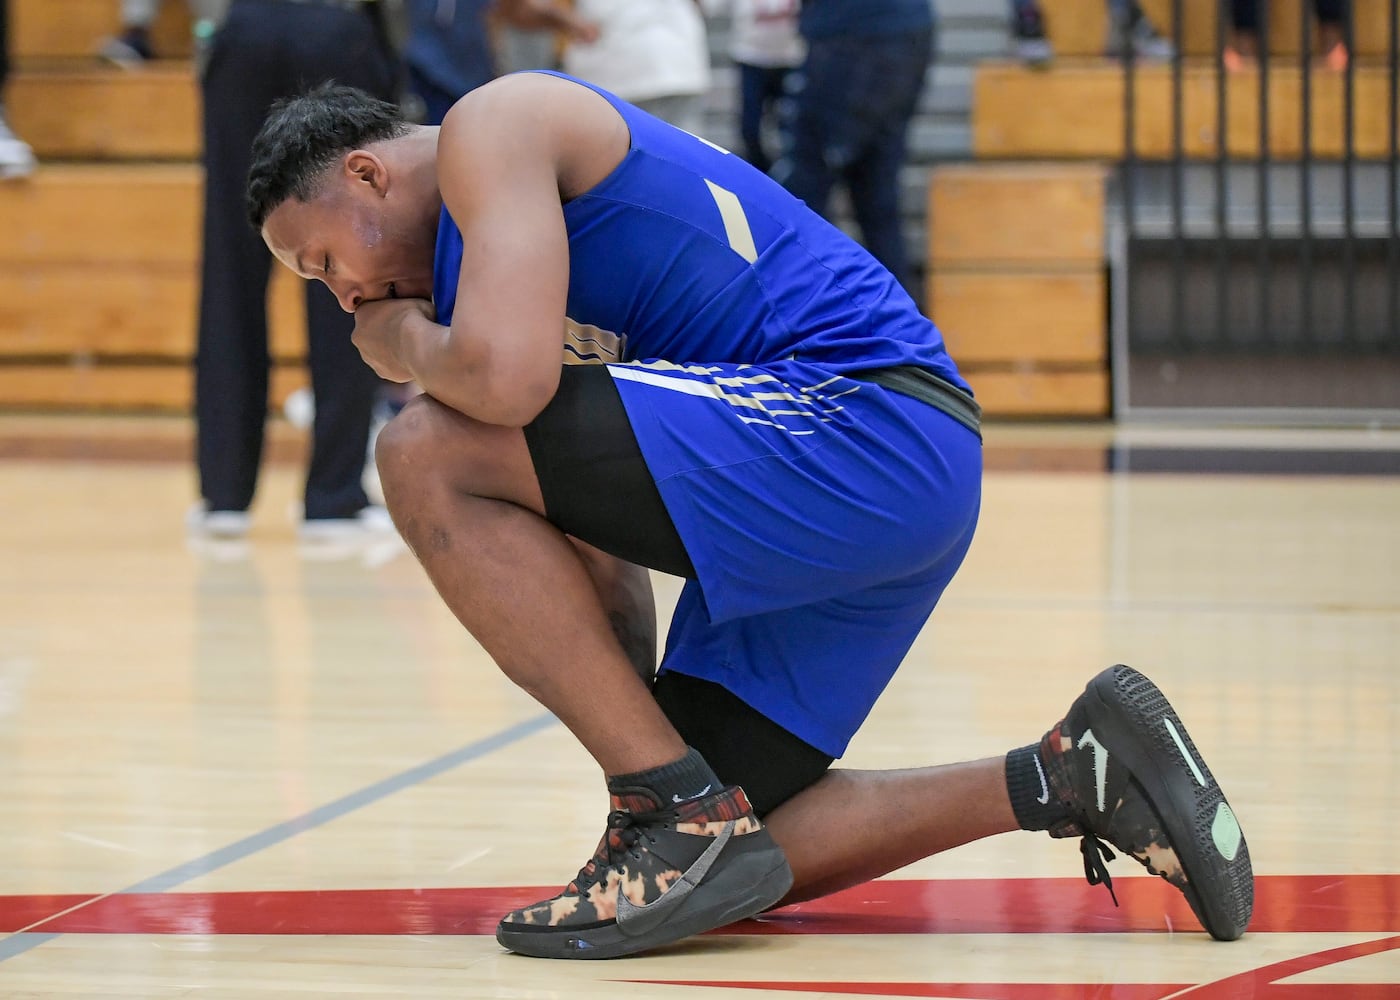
432,71,968,393
431,73,982,757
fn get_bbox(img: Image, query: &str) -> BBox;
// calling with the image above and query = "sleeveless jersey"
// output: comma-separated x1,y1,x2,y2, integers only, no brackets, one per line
431,71,969,394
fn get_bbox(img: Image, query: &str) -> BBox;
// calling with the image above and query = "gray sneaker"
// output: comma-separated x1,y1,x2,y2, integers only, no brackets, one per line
97,31,155,68
1106,9,1175,62
186,502,251,539
0,111,36,180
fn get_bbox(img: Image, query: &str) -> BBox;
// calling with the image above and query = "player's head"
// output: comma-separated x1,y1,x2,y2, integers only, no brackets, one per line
249,83,439,312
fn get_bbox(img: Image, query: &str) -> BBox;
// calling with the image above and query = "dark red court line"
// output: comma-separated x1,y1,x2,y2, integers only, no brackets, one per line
630,984,1188,999
1179,934,1400,998
2,875,1394,937
634,935,1400,998
0,894,99,931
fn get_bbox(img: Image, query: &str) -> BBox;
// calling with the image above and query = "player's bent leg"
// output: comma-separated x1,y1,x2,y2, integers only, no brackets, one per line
378,394,792,960
1026,665,1254,941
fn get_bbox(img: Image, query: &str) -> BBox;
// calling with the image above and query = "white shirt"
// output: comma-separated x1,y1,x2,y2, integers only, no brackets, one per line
721,0,804,69
563,0,711,103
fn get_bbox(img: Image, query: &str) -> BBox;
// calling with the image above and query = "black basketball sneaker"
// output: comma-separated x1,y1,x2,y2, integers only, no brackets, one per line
1039,665,1254,940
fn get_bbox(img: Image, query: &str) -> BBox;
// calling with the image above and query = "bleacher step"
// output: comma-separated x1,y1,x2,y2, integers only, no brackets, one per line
975,62,1400,160
8,66,200,161
1,165,313,411
12,0,193,60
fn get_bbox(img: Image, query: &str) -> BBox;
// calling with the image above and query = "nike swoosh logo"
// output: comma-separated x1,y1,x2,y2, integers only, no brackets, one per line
673,784,713,804
1033,752,1050,805
614,820,736,937
1078,728,1110,813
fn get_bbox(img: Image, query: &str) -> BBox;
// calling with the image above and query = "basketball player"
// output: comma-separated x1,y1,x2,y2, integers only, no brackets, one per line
247,72,1254,959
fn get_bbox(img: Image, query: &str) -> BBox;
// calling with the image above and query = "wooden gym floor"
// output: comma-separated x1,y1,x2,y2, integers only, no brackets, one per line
0,414,1396,998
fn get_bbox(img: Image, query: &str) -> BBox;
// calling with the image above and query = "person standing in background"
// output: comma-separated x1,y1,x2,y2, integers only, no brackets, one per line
0,0,37,178
712,0,803,173
1224,0,1349,72
1008,0,1174,66
192,0,401,540
773,0,933,298
562,0,710,136
403,0,597,126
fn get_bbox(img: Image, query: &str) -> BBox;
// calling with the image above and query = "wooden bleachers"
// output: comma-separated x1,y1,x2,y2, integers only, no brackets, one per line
927,164,1109,417
0,167,309,410
4,0,1392,417
975,62,1398,160
924,0,1397,417
1043,0,1395,60
11,0,194,59
1,0,310,411
7,66,199,161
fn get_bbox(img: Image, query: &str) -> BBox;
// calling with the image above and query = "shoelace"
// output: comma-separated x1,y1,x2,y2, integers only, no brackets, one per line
1079,835,1119,907
570,809,661,893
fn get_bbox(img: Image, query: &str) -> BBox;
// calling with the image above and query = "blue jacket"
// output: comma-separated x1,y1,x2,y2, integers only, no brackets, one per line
798,0,934,39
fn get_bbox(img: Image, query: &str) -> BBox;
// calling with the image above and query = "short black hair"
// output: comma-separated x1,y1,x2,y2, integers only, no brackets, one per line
246,82,412,231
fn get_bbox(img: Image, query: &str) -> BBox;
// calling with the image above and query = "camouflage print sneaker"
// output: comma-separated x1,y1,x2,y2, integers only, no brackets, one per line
496,785,792,959
1040,665,1254,941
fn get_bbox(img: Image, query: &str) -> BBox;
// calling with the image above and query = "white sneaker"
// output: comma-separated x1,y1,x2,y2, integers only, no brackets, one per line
298,504,396,541
186,502,251,539
0,111,36,181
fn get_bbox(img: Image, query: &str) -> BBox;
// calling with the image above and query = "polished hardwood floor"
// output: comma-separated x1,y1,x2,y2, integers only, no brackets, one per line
0,414,1396,998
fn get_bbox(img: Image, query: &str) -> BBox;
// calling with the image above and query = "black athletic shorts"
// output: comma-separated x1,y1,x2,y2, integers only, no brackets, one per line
523,365,835,815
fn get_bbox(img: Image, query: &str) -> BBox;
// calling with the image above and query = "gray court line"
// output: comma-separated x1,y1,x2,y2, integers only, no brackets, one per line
0,712,558,964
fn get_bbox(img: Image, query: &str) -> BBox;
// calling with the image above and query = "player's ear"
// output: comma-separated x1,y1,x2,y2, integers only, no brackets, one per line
345,150,389,195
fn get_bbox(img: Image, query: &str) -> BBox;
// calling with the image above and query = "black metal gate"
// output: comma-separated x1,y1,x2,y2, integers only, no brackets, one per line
1114,0,1400,421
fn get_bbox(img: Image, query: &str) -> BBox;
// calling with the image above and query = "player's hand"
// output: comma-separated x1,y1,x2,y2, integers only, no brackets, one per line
351,297,435,383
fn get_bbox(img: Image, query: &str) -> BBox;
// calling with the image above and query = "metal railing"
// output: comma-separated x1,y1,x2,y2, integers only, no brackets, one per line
1114,0,1400,422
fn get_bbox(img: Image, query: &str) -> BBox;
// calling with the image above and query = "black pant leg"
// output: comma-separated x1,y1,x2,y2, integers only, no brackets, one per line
195,8,280,512
1,0,10,88
1230,0,1259,31
301,279,375,519
1313,0,1348,25
195,2,399,517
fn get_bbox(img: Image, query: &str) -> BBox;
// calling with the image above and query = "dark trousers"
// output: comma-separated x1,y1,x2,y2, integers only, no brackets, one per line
778,27,934,297
1230,0,1348,30
736,62,792,175
1,0,10,87
406,64,460,126
196,0,397,518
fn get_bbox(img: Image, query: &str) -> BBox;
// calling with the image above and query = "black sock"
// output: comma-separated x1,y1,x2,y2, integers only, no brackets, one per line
1005,743,1071,831
607,746,721,810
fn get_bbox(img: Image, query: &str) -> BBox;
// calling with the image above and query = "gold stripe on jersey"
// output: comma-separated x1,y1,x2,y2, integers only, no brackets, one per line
611,360,858,430
703,180,759,264
563,318,626,366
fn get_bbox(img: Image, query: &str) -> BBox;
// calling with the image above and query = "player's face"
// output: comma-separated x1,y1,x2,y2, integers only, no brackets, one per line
261,174,435,314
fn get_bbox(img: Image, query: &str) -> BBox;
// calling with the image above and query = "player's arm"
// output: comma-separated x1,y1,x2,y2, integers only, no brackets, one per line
389,75,614,427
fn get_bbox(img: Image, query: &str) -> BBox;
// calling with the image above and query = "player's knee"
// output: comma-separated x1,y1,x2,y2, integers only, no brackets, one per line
373,395,446,504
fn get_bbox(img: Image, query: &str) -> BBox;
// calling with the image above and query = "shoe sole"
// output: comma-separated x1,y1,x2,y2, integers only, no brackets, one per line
497,838,793,959
1081,665,1253,940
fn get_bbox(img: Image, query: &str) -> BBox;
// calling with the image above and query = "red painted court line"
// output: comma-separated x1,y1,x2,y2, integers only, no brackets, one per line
630,984,1189,1000
0,895,100,932
1,875,1394,937
632,935,1400,998
1176,934,1400,998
